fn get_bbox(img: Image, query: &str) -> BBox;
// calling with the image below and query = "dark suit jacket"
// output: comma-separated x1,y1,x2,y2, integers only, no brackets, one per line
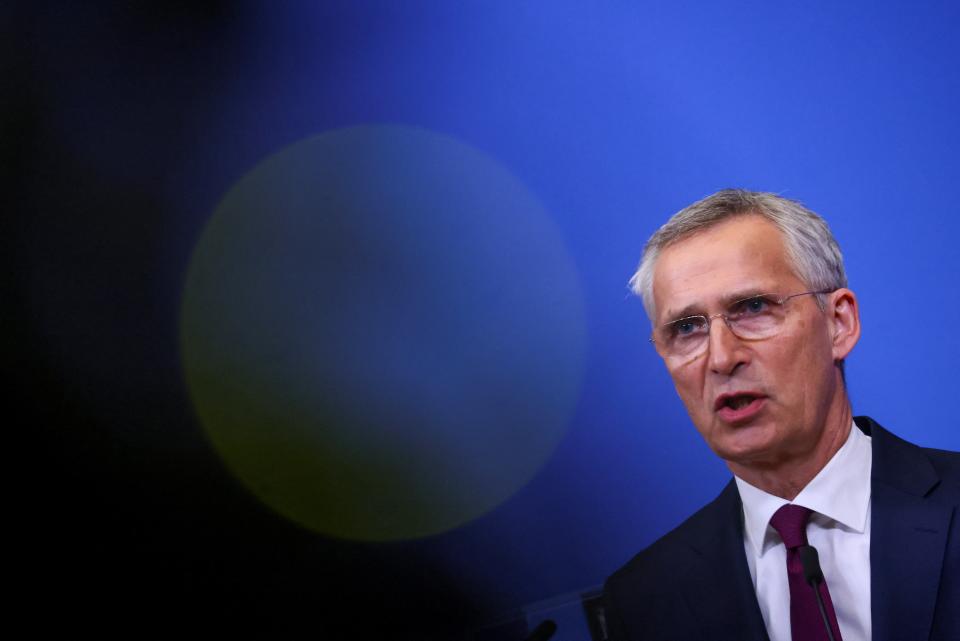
603,417,959,641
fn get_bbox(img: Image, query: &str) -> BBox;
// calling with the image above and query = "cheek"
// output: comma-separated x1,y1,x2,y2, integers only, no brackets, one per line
775,324,830,370
669,367,707,415
768,330,834,411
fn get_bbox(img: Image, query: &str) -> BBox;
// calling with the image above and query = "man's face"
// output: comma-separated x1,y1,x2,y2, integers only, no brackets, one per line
651,215,843,468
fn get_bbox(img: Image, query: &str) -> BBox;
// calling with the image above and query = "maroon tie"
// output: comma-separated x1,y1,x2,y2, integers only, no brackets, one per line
769,505,843,641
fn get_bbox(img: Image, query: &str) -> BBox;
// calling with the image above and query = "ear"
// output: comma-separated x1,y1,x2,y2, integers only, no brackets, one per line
827,288,861,361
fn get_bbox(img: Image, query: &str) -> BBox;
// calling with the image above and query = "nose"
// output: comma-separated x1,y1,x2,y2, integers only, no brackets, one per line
706,314,748,375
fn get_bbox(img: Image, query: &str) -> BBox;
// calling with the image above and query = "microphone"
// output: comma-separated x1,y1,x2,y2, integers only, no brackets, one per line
523,619,557,641
798,545,837,641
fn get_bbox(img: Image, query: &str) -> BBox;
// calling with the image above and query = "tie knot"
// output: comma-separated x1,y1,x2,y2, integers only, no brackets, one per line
769,504,813,549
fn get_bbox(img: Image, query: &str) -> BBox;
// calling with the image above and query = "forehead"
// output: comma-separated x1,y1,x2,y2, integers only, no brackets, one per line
652,215,803,321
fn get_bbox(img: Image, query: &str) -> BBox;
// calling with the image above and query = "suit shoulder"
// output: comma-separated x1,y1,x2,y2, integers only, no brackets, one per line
859,415,960,497
606,482,734,593
923,445,960,491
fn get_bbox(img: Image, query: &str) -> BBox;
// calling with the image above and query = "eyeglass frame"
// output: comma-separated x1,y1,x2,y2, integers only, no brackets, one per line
649,289,837,363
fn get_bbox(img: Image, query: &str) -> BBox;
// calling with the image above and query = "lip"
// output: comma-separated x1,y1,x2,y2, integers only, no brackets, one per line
714,391,767,424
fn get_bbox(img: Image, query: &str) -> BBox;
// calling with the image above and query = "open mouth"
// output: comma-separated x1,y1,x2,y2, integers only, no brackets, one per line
723,395,757,410
714,392,766,421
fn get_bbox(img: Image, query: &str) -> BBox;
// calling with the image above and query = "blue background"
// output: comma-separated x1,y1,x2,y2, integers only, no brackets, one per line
11,1,959,639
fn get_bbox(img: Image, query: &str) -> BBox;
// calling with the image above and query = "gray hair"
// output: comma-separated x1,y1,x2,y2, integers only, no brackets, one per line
629,189,847,320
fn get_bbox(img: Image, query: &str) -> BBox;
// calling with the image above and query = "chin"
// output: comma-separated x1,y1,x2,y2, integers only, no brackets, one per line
710,432,781,467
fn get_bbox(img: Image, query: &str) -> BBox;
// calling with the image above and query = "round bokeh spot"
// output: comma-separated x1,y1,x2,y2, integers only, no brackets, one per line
180,125,586,541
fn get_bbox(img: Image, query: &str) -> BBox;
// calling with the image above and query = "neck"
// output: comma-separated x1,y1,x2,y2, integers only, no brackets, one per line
727,387,854,501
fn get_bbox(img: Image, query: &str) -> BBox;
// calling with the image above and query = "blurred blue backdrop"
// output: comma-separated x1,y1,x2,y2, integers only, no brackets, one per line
11,1,959,639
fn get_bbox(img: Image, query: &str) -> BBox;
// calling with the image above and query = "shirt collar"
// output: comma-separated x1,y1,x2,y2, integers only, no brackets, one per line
735,422,872,557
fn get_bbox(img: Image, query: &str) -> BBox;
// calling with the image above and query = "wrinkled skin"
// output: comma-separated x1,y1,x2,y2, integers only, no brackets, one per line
651,215,861,498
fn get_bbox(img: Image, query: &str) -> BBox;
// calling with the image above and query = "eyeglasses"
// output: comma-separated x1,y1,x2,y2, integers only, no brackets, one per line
650,290,834,363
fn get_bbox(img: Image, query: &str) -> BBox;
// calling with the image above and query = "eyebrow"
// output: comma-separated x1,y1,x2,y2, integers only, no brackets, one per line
661,288,770,323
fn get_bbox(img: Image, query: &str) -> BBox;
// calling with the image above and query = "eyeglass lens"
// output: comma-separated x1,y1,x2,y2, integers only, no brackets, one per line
655,294,789,359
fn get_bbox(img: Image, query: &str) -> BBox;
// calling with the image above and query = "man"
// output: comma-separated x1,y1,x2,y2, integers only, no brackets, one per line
604,190,958,641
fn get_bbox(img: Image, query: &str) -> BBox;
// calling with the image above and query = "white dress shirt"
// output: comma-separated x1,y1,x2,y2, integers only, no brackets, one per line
735,423,872,641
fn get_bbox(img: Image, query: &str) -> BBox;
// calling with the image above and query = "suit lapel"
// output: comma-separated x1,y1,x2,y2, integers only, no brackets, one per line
678,481,770,641
860,417,953,641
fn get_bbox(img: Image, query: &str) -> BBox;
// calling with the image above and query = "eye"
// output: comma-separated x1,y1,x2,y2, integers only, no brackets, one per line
669,316,706,338
732,295,774,316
